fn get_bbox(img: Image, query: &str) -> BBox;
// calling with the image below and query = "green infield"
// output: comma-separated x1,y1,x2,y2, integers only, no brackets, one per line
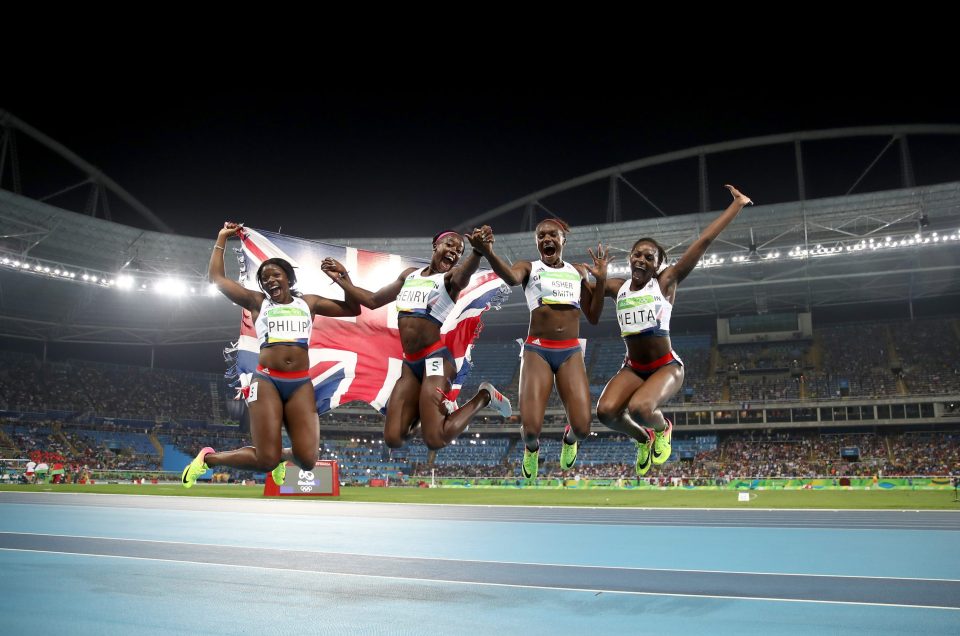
2,483,959,509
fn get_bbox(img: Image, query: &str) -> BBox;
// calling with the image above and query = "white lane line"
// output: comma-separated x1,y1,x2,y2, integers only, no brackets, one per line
0,531,958,583
3,490,960,515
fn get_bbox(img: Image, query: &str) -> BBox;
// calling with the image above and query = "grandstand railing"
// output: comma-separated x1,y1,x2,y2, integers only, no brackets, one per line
407,475,956,490
3,393,959,436
314,394,960,433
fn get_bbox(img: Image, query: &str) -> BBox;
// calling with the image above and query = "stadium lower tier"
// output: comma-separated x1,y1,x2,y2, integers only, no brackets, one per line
2,418,957,484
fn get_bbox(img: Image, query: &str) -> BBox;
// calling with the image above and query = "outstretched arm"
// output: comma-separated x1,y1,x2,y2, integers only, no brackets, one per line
575,243,615,325
468,224,530,287
208,222,263,312
662,185,752,287
331,265,415,310
447,230,483,298
303,258,362,317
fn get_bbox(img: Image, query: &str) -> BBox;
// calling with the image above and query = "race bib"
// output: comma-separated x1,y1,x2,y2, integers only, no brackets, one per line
539,270,580,305
425,356,445,377
246,381,259,404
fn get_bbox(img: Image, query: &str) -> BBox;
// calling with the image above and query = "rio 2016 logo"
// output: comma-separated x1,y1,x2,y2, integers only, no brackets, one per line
300,486,313,493
298,469,316,486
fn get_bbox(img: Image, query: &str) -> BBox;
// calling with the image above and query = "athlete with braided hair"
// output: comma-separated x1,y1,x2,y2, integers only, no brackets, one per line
586,185,752,476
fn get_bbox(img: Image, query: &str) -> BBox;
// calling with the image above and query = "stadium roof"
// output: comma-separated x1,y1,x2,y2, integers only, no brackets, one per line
2,182,959,344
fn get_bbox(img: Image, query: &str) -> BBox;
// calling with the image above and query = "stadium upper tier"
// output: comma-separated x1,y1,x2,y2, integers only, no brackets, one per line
1,181,960,343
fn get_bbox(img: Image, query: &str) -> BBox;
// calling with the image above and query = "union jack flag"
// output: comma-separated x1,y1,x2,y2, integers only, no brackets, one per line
230,228,509,414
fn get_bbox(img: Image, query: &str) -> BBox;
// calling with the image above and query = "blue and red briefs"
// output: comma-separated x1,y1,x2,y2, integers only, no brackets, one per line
523,336,582,373
254,364,312,401
402,340,455,382
623,350,683,380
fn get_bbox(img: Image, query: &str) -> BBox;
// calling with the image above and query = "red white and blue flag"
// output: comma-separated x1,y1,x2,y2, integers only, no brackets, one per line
231,228,509,414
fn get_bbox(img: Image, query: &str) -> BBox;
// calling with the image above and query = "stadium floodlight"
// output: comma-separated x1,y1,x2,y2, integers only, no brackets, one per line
206,284,218,297
116,275,134,290
154,278,186,296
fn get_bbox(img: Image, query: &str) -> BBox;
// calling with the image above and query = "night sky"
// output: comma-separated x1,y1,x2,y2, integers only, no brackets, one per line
4,89,959,240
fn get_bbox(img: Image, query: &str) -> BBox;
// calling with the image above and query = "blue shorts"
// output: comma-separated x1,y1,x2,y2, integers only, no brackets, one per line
403,341,455,383
523,337,582,374
254,365,313,402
